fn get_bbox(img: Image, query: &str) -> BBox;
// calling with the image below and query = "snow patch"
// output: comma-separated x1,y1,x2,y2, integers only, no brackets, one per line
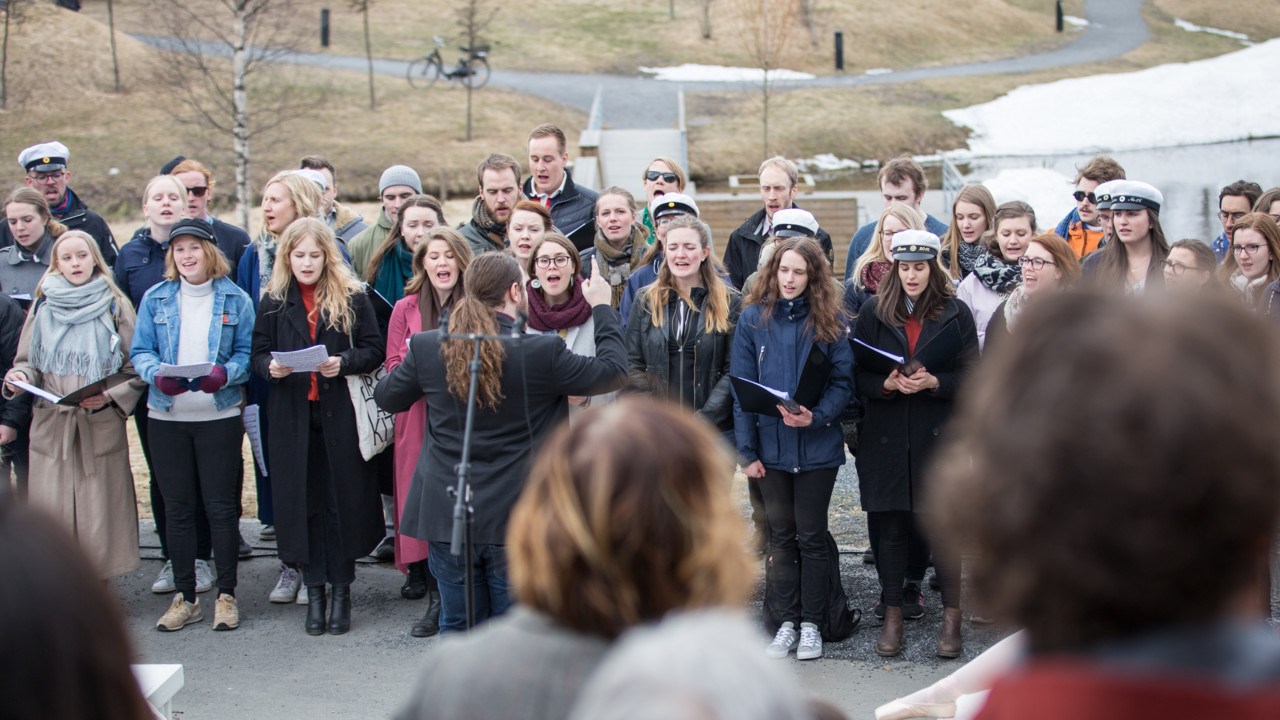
864,68,893,76
1063,15,1089,28
942,39,1280,157
795,154,861,172
638,64,816,82
979,168,1078,233
1174,18,1251,44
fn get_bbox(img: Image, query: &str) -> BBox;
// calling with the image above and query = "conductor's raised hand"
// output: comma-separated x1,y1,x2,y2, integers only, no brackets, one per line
580,258,612,307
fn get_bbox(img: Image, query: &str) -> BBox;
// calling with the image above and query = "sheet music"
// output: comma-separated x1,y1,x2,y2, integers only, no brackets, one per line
270,345,330,372
9,379,62,405
853,338,905,364
242,404,268,476
156,362,214,378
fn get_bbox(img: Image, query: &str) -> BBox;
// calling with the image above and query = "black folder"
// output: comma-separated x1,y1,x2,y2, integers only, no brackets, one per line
853,318,962,377
733,345,834,417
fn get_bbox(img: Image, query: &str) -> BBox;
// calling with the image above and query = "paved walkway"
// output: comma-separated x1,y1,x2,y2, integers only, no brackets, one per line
134,0,1146,129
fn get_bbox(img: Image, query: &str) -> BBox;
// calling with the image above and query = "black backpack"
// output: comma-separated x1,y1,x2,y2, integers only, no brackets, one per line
762,532,862,642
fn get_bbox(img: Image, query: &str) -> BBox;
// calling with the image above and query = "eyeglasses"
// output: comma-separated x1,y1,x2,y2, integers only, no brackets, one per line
1018,256,1057,270
534,254,572,269
27,171,65,184
645,171,678,183
1072,190,1097,204
186,186,209,198
1219,211,1248,223
1232,243,1265,256
1162,260,1190,276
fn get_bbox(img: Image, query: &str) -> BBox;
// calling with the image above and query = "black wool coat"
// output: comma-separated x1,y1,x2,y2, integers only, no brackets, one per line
250,283,387,564
374,306,627,545
852,296,978,513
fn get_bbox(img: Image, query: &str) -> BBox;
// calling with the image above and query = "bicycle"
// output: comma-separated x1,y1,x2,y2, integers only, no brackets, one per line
406,36,491,90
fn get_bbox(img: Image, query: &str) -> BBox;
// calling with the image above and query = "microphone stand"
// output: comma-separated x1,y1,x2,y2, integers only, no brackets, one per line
439,312,523,631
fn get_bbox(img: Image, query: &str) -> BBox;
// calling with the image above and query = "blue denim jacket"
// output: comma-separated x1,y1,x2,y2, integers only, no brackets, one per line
130,277,254,412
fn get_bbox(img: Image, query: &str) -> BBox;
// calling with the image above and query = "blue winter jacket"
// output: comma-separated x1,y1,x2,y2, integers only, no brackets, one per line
130,277,254,413
619,255,662,325
731,298,854,472
114,228,168,309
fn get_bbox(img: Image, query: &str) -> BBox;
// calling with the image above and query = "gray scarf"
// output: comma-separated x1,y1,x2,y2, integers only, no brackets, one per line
256,231,277,299
29,274,122,382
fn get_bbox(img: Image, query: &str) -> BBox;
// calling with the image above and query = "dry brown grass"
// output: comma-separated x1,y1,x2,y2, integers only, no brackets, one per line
1151,0,1280,41
83,0,1072,75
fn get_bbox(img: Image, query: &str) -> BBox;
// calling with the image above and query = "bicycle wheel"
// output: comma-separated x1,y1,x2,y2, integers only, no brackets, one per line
462,57,491,89
406,56,443,89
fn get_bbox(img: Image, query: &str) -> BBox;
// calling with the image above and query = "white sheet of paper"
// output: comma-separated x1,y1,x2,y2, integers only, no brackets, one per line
734,375,791,401
853,338,906,364
156,362,214,379
270,345,330,372
242,404,268,477
10,379,62,405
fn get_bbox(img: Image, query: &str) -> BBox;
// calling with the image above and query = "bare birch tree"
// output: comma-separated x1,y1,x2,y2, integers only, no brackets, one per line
698,0,714,40
350,0,375,110
1,0,22,109
150,0,315,229
733,0,801,159
455,0,496,141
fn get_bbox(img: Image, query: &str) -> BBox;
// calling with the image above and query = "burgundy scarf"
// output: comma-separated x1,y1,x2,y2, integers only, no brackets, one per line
525,278,592,332
860,260,892,294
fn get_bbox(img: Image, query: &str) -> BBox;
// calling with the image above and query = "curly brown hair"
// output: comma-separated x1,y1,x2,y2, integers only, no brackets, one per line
508,398,756,639
928,291,1280,653
744,237,845,343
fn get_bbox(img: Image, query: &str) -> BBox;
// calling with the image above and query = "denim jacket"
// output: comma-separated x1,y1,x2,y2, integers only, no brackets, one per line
130,277,253,412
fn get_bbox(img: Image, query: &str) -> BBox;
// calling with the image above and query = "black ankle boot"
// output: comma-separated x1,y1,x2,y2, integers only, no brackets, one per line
401,560,428,600
410,589,442,638
305,585,327,636
328,584,351,635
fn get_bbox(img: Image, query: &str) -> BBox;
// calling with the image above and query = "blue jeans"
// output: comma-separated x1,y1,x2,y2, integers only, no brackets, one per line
427,541,511,633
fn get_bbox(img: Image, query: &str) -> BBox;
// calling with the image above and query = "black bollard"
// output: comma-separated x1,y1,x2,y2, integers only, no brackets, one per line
1055,1,1064,33
321,8,331,48
835,31,844,72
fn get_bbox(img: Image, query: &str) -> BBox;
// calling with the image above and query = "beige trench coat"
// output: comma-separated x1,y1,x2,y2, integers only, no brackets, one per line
8,303,145,578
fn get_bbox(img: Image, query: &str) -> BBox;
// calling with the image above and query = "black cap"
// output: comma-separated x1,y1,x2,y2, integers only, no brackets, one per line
169,218,216,243
160,156,188,175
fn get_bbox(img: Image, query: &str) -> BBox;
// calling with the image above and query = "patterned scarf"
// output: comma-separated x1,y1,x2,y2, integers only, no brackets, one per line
859,260,892,294
29,274,121,382
255,231,277,299
970,245,1023,294
525,278,592,333
591,223,648,308
469,196,506,252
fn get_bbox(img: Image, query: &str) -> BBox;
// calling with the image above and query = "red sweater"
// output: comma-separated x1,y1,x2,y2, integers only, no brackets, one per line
977,661,1280,720
300,282,320,401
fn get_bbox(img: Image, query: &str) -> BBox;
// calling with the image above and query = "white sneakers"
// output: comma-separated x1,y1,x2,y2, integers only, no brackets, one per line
152,560,214,594
797,622,823,660
765,621,799,658
765,620,823,660
269,564,301,603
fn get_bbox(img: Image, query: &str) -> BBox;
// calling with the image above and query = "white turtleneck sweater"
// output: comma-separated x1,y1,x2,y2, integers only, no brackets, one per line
150,277,240,422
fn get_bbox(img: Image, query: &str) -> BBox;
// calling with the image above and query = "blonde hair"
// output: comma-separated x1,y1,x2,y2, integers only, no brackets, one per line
852,203,924,285
266,218,364,335
261,170,323,240
4,187,66,239
941,184,997,279
644,216,732,334
509,398,755,639
37,231,136,321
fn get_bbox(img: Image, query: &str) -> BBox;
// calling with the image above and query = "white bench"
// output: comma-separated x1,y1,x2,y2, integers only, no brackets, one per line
132,664,184,720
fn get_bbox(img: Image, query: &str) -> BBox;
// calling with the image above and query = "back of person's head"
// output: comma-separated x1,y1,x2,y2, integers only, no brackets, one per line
442,252,523,409
567,610,814,720
509,398,755,639
0,501,152,720
931,291,1280,654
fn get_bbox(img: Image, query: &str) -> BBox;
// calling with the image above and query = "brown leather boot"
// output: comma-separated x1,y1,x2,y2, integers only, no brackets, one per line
876,606,904,657
937,607,963,658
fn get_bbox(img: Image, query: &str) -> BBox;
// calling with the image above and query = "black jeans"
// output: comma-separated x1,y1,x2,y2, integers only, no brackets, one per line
760,467,838,625
873,510,960,608
138,404,212,560
149,417,244,594
867,511,929,583
302,403,355,588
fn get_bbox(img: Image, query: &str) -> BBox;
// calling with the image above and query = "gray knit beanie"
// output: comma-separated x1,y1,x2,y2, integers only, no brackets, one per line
379,165,423,194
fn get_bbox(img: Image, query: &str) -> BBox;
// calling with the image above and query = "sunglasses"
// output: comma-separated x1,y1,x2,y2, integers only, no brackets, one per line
1072,190,1097,204
186,186,210,198
645,171,678,183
